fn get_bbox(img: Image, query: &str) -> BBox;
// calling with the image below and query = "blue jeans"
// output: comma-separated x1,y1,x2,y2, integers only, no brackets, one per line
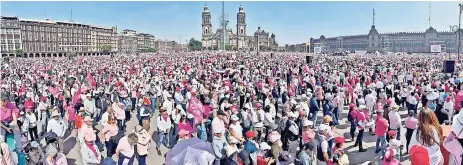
157,132,169,148
117,119,125,132
375,136,387,155
150,97,157,113
170,124,178,147
138,154,147,165
117,153,134,165
391,128,401,140
333,107,340,123
105,141,115,157
328,138,334,158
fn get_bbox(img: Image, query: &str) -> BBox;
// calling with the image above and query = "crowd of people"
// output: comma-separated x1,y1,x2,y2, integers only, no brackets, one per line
0,51,463,165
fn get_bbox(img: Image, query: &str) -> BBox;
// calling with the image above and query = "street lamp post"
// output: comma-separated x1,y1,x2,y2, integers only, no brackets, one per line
458,4,462,61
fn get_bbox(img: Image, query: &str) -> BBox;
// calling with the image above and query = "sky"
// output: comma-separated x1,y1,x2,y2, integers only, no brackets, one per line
1,1,461,45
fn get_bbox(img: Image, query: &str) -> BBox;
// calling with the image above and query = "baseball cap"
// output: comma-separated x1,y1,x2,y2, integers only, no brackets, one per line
410,145,430,165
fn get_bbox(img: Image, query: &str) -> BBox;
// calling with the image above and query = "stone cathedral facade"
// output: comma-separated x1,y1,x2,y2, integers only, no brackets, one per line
201,4,278,51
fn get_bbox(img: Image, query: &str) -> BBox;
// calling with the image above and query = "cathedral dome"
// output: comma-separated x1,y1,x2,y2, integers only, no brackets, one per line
239,5,244,13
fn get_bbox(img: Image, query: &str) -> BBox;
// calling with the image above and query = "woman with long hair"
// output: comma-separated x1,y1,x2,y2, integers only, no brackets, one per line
408,107,443,165
100,115,118,157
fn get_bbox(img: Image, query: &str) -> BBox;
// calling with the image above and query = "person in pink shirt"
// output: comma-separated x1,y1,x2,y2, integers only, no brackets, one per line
375,110,389,155
112,101,126,132
404,110,417,154
116,133,138,165
78,116,96,145
100,115,118,157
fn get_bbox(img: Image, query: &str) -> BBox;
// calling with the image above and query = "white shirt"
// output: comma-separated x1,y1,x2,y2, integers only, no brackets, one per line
162,100,174,116
365,94,376,107
157,116,172,133
47,119,67,137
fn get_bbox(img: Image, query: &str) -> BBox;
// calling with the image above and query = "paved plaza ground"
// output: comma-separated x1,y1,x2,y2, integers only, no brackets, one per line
59,96,412,165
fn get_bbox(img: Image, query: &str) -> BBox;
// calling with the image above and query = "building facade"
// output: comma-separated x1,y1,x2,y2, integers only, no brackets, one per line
201,5,278,51
310,25,463,54
1,16,118,58
136,33,156,51
118,29,138,54
1,16,22,56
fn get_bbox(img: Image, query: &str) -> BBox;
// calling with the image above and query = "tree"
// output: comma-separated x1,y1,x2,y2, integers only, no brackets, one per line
225,44,232,51
188,38,202,51
101,44,112,52
14,49,24,57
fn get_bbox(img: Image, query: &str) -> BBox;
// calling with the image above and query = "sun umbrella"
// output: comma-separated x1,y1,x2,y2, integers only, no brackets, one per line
166,138,215,165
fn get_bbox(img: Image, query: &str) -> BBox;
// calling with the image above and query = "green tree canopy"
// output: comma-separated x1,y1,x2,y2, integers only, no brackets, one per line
188,38,202,51
225,44,232,51
140,48,157,53
15,49,24,57
101,44,112,52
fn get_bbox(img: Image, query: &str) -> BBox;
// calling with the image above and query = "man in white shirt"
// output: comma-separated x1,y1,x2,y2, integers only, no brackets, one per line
162,95,174,116
47,111,67,153
365,90,376,114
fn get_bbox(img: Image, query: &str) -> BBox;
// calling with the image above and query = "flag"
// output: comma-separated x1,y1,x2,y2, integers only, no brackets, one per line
48,86,59,97
85,72,93,84
72,87,82,104
104,74,111,84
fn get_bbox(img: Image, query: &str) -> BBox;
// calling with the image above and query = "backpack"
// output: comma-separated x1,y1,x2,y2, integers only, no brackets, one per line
109,132,125,144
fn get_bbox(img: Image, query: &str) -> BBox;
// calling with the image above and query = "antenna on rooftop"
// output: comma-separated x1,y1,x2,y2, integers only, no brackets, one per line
70,9,73,23
428,3,431,27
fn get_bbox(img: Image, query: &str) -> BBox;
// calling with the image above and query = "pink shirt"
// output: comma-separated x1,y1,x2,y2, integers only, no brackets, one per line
404,117,418,129
116,136,135,157
113,103,125,120
101,123,118,141
0,102,19,122
375,118,389,136
80,124,96,142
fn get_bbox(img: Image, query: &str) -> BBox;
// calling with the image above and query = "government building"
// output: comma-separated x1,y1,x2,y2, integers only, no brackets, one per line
201,4,278,51
310,24,462,54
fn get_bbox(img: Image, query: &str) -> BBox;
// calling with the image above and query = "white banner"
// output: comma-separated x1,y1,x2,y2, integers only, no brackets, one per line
356,50,367,55
430,45,442,53
314,47,322,54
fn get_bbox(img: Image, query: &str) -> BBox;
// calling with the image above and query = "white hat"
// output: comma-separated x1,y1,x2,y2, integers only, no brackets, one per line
231,114,239,121
303,120,313,127
319,124,331,132
260,142,271,150
452,113,463,138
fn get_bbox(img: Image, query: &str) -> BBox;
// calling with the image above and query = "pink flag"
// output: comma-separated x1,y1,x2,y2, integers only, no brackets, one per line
72,88,82,104
187,97,204,126
48,86,59,97
86,72,94,84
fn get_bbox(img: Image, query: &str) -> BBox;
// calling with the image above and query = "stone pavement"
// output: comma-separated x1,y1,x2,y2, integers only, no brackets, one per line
61,100,412,165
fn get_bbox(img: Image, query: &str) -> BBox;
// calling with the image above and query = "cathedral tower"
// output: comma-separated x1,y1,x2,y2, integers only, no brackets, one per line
236,5,246,49
202,4,212,49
